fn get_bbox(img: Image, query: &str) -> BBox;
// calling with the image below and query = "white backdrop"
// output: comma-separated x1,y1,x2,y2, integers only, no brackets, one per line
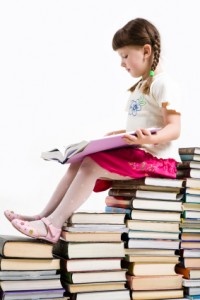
0,0,198,235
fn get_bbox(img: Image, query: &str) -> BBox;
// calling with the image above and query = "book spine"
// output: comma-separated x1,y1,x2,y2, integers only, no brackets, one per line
105,206,131,215
179,148,195,155
62,271,73,283
0,237,6,257
108,189,136,197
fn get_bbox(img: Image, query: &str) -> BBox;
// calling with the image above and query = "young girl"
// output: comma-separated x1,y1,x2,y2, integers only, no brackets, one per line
5,18,181,244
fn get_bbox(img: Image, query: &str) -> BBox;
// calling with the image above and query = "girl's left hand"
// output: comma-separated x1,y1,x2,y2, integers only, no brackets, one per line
122,128,153,145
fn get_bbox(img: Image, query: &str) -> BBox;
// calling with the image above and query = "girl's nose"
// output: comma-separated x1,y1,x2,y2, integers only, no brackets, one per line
121,60,126,68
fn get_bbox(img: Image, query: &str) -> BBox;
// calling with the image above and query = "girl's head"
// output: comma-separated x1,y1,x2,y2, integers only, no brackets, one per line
112,18,161,94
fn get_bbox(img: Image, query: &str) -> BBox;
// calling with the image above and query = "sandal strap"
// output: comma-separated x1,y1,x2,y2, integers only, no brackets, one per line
41,217,60,238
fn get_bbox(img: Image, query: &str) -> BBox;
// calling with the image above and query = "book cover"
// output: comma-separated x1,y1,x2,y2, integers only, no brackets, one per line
0,235,54,258
111,182,183,193
62,269,126,284
0,278,63,291
127,239,180,250
180,257,200,268
0,269,60,280
67,212,126,225
186,178,200,189
126,274,183,290
62,281,126,293
41,127,159,164
108,189,184,201
0,289,67,300
177,168,200,179
177,161,200,169
60,258,122,272
53,239,125,259
179,147,200,155
128,230,180,240
104,205,131,216
111,177,185,188
131,289,184,299
0,257,60,271
180,154,200,162
126,219,180,232
131,199,182,211
70,290,130,300
130,209,181,222
126,261,177,276
61,230,126,242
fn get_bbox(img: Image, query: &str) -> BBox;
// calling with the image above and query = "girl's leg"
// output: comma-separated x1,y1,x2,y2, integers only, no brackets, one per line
38,161,82,218
5,162,81,222
12,157,132,238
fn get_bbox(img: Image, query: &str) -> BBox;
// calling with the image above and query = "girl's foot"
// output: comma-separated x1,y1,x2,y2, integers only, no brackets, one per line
11,218,61,244
4,210,41,222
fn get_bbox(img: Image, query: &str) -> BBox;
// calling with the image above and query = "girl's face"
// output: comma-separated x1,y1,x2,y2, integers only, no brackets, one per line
117,45,152,79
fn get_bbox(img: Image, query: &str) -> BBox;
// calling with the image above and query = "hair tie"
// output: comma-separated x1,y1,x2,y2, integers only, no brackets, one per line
149,70,154,77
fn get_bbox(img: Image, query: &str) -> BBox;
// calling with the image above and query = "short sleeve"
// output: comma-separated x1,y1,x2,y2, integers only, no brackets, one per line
150,75,181,113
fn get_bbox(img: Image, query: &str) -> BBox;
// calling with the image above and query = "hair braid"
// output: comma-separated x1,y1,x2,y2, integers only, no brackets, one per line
142,34,161,94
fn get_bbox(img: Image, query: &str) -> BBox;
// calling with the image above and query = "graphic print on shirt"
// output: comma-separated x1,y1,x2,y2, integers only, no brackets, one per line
128,95,146,116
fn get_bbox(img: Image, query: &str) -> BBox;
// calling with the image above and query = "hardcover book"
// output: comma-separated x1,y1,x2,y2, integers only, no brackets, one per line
0,257,60,271
41,127,159,164
0,235,54,258
62,281,126,293
130,289,184,299
67,212,126,225
126,274,183,290
62,269,126,284
70,290,130,300
61,257,122,272
179,147,200,155
53,239,125,259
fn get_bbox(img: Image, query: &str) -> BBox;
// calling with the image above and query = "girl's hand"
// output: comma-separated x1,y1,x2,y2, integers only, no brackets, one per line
122,128,153,145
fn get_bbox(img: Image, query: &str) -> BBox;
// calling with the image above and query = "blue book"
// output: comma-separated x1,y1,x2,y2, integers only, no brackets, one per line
105,206,131,217
180,154,200,161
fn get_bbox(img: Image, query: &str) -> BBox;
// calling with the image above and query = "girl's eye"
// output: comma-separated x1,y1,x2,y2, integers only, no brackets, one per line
122,55,128,59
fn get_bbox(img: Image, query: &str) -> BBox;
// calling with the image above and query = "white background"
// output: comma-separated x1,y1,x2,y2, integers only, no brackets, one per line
0,0,198,235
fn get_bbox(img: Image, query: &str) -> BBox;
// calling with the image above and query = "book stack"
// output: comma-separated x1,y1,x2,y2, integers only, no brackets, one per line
0,235,67,300
53,212,130,300
176,146,200,299
106,177,186,300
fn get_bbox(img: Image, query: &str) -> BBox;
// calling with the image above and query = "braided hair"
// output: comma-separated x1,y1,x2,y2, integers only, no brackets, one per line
112,18,161,95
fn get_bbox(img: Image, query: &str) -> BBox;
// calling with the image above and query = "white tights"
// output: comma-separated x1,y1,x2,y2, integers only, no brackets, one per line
20,157,132,235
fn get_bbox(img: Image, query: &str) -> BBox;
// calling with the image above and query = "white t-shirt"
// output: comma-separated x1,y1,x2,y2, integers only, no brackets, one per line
125,72,181,161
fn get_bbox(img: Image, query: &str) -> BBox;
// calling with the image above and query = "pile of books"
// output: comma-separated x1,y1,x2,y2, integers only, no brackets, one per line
106,177,186,300
176,146,200,299
0,234,67,300
53,211,130,300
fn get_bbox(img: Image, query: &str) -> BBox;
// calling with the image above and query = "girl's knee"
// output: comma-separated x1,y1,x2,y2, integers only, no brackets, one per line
80,157,96,170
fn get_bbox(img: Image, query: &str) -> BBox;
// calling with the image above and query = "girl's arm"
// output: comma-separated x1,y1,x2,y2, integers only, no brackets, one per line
123,108,181,145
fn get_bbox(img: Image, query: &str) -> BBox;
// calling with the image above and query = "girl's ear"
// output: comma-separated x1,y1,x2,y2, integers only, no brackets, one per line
143,44,152,58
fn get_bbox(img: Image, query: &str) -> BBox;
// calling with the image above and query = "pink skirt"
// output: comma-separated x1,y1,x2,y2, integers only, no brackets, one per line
89,147,177,192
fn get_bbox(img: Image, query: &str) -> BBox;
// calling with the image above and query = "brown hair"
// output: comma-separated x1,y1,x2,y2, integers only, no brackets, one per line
112,18,161,94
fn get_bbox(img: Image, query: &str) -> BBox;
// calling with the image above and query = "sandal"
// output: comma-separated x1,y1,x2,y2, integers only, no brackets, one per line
11,217,61,244
4,210,41,222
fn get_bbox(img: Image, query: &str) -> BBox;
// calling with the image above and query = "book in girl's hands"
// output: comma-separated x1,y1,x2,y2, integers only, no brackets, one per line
41,127,160,164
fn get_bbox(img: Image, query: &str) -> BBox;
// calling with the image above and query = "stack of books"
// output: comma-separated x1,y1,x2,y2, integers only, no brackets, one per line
176,146,200,299
0,234,67,300
106,177,186,300
53,211,130,300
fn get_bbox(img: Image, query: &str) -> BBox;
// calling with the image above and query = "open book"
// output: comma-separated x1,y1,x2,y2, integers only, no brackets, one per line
41,127,159,164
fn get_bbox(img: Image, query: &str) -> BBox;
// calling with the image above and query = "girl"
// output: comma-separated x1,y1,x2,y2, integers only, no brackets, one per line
5,18,181,244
